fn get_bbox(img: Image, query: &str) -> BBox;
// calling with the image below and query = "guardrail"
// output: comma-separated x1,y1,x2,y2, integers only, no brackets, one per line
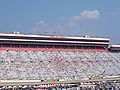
0,76,120,86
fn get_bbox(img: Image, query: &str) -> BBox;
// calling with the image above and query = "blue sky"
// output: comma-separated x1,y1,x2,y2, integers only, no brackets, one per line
0,0,120,43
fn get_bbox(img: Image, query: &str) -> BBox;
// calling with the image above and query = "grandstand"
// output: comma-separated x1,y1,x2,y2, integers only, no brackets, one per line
0,32,120,82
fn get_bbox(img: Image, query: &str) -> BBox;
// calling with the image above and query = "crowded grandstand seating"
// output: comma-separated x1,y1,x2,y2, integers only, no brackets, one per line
0,47,120,80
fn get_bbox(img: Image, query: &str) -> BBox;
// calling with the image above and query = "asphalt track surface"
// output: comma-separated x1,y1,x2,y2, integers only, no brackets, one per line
0,76,120,86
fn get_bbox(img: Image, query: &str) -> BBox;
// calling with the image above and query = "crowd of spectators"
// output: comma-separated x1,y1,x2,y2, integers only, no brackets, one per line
0,81,120,90
0,48,120,80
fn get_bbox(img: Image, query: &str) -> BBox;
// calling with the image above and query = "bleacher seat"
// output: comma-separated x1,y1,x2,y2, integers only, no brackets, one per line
0,48,120,80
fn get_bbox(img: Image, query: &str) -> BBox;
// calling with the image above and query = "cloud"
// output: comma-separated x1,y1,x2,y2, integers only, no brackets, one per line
70,16,81,22
33,20,49,34
32,10,100,35
80,10,100,19
37,21,45,25
70,10,100,22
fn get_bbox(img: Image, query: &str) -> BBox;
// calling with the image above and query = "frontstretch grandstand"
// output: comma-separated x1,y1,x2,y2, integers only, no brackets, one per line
0,33,120,81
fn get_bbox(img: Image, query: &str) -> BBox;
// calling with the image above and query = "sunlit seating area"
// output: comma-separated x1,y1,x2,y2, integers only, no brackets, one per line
0,47,120,80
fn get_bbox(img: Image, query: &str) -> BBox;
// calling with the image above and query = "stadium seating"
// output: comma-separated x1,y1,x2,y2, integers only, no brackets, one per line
0,48,120,80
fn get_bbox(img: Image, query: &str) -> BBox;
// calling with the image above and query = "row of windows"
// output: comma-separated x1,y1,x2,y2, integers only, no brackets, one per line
0,44,105,49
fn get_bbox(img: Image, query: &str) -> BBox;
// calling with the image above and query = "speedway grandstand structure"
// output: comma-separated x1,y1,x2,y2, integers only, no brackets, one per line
0,32,120,84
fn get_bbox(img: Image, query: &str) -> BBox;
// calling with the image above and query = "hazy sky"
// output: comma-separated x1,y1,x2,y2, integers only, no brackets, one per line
0,0,120,44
